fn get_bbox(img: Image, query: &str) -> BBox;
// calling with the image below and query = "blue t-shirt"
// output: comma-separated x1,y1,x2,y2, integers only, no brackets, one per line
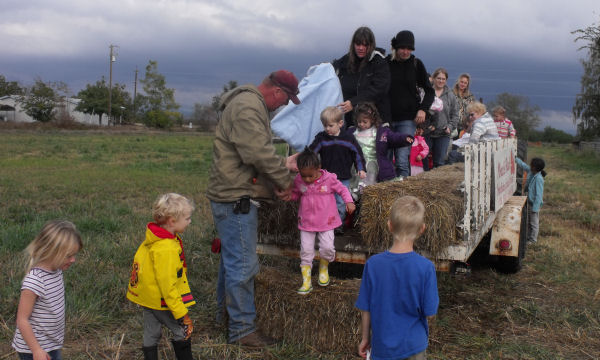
355,251,439,360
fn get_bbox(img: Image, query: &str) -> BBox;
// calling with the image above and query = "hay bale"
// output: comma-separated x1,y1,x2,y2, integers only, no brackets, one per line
257,200,299,246
359,163,465,257
255,265,361,355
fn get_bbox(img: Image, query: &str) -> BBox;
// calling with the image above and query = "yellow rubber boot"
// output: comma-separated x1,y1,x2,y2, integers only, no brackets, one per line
318,259,330,286
297,265,313,295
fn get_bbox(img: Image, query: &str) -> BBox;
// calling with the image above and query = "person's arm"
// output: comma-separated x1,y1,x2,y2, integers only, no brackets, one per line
508,120,517,137
230,104,292,191
387,128,414,148
515,157,530,173
358,310,371,358
469,120,484,143
417,59,435,114
16,289,50,360
349,135,367,173
448,92,460,132
419,137,430,160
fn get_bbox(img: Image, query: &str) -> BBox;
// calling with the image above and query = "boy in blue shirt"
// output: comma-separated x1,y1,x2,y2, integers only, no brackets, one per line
355,195,439,359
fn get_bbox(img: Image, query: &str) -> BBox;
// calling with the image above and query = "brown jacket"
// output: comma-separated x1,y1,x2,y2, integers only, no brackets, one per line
206,85,292,202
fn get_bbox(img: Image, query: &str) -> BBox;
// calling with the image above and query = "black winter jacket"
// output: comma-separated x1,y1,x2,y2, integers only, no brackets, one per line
387,54,434,122
332,49,391,126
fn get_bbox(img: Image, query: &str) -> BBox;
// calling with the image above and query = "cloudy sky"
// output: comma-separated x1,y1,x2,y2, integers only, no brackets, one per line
2,0,598,133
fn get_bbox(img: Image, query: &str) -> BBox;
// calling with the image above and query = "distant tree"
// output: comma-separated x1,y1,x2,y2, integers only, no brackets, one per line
76,77,132,125
0,75,23,96
18,78,69,123
211,80,238,113
138,60,181,128
190,103,217,131
530,126,574,143
487,93,541,139
572,19,600,140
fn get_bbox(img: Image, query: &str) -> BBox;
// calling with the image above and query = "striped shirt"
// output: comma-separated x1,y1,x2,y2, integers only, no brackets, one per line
469,112,500,143
12,268,65,354
495,118,516,138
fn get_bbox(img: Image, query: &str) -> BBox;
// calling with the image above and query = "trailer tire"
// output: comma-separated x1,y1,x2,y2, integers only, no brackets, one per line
495,202,528,274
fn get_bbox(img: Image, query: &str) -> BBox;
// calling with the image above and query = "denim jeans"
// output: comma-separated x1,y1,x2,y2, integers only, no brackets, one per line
423,135,450,170
210,200,259,342
391,120,416,177
334,179,351,223
18,350,62,360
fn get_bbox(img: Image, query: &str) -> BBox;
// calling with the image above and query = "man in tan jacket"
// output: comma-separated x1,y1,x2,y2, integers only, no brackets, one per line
207,70,300,348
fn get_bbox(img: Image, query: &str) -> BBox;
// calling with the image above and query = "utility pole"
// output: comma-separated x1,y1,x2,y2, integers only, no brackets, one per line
108,44,118,126
133,66,138,122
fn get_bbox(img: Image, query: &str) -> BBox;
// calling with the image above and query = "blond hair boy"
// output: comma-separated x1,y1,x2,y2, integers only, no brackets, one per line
356,196,439,359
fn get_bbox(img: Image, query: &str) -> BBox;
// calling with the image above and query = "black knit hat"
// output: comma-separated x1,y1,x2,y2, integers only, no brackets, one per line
391,30,415,50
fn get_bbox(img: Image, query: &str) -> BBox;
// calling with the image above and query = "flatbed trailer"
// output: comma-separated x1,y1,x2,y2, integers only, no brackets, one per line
258,137,528,273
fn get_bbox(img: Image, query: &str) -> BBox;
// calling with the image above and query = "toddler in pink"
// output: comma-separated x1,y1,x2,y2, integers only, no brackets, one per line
410,127,430,176
291,148,355,295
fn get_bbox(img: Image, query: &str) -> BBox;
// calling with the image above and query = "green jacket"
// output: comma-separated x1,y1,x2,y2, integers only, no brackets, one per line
206,85,292,202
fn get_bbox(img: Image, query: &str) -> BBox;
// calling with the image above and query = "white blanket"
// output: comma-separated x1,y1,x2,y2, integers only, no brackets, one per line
271,63,343,152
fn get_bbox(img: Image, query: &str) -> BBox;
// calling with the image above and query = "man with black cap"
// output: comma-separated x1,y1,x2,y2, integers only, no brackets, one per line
207,70,301,348
387,30,435,179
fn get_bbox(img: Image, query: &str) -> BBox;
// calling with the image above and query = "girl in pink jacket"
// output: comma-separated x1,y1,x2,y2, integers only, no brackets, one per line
291,148,355,295
410,127,430,176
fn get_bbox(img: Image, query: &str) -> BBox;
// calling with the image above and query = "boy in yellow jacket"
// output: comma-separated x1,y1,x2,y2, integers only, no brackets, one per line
127,193,196,360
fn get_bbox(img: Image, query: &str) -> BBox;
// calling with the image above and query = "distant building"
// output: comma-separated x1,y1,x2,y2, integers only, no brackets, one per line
0,95,104,126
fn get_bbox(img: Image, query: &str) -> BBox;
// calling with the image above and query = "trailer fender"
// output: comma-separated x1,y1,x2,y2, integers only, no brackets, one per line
489,196,527,257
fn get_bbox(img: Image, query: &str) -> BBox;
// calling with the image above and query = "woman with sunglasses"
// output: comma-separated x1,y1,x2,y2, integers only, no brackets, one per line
466,101,500,143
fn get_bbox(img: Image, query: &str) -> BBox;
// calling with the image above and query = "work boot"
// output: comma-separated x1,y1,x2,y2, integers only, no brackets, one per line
172,339,194,360
297,265,313,295
230,331,277,348
318,259,330,287
142,345,159,360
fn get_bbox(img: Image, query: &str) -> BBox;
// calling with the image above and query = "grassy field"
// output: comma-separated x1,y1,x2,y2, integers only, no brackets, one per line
1,129,599,359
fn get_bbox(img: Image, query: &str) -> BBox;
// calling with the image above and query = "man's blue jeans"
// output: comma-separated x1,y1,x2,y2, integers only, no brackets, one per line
423,135,450,170
210,200,259,343
391,120,416,177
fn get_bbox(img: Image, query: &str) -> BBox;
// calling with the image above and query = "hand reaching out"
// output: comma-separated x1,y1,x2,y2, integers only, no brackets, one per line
358,170,367,179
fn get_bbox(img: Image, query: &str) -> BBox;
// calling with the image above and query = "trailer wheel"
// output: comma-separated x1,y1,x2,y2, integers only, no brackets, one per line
495,202,528,273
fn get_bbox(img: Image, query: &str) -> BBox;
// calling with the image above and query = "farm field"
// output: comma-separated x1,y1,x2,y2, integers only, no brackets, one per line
0,129,599,360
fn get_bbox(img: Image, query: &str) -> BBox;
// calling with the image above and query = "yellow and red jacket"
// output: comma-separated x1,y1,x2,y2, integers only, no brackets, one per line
127,223,195,319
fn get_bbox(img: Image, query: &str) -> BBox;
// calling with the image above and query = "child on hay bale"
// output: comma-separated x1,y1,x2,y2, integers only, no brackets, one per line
291,148,355,295
356,196,439,360
516,157,546,243
309,106,365,234
410,126,429,176
127,193,196,360
347,102,415,184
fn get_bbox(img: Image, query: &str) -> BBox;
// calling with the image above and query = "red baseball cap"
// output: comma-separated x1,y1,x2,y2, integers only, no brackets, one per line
269,70,301,105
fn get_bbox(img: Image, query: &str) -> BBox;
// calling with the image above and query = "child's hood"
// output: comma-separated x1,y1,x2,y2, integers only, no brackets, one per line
144,222,176,246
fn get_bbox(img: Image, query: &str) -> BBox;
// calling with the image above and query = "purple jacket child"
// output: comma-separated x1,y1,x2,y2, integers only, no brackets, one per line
291,169,354,232
348,126,414,182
